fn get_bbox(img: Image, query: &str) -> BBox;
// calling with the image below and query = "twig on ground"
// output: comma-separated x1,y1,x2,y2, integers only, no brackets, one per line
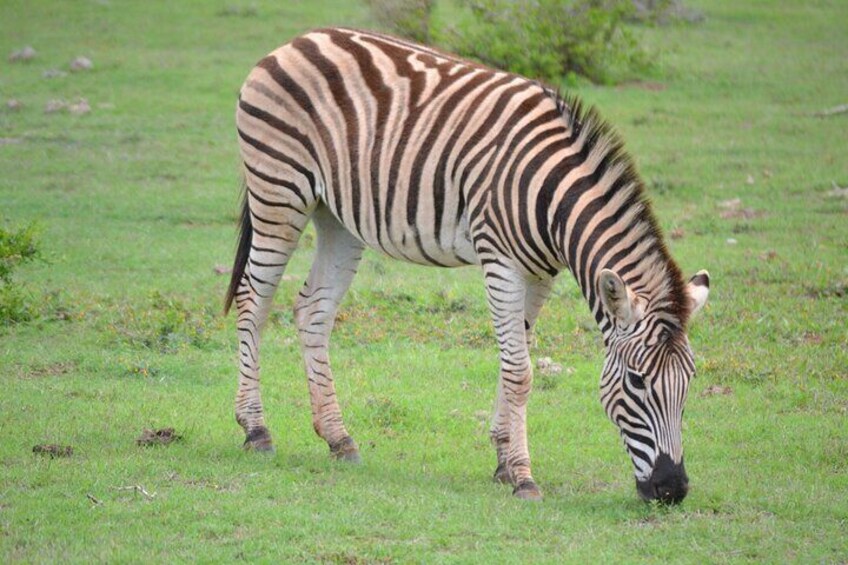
86,493,101,505
812,103,848,117
115,485,157,499
827,181,848,198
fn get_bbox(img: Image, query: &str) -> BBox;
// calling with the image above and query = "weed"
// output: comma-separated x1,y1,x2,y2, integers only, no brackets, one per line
109,292,225,353
40,290,82,322
0,222,41,324
535,373,560,391
0,223,39,283
364,396,408,430
122,359,161,378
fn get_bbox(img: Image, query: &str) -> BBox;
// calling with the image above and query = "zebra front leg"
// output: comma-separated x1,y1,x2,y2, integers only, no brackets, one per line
491,377,512,484
490,277,554,485
294,205,365,462
482,259,541,500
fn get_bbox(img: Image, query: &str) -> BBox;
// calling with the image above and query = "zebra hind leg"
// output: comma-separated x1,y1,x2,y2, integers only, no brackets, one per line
232,177,313,453
294,204,365,462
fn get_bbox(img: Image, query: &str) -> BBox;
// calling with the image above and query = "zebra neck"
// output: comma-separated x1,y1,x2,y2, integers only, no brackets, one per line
548,179,688,339
534,94,690,338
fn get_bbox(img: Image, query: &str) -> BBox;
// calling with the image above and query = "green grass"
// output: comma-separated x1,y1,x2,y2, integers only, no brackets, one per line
1,0,846,562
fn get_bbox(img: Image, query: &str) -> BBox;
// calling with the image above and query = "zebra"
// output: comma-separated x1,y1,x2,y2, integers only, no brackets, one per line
224,27,710,504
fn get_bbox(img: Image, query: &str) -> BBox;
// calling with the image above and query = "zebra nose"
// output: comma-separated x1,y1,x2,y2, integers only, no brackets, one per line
636,453,689,504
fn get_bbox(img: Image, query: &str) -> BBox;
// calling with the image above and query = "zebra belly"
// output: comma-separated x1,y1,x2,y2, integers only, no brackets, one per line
317,184,479,268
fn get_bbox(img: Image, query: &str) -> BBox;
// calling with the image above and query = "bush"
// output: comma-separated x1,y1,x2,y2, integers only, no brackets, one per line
363,0,656,84
0,285,35,324
0,223,41,325
451,0,650,84
363,0,435,43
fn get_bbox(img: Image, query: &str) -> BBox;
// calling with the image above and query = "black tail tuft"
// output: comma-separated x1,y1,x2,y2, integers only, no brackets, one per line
224,179,251,314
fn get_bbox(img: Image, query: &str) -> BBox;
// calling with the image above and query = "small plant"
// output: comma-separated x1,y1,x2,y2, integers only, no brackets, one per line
110,292,225,353
364,396,408,431
0,222,41,325
41,289,81,322
535,372,560,391
123,359,161,378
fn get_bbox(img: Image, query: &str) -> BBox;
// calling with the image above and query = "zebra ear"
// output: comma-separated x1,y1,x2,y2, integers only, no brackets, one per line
599,269,642,326
687,270,710,317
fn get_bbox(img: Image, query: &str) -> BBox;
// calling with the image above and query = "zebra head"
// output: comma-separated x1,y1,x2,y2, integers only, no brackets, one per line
597,269,710,504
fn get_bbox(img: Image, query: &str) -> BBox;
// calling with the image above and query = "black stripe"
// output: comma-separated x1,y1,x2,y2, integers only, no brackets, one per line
292,37,364,240
237,128,315,191
238,97,321,176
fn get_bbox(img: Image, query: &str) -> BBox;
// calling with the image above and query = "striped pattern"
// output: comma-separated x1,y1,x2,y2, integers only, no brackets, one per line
601,322,695,476
225,27,709,502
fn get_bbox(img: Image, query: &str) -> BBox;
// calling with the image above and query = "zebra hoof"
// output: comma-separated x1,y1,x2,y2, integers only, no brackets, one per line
337,450,362,464
493,462,512,485
513,480,543,501
330,436,361,464
243,427,275,454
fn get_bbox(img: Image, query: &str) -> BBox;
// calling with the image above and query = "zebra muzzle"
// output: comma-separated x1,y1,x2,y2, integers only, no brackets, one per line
636,452,689,504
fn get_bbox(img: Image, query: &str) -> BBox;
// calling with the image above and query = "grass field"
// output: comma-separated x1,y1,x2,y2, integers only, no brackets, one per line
1,0,846,562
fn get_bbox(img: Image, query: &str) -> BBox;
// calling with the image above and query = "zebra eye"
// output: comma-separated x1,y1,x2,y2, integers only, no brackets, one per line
627,370,645,390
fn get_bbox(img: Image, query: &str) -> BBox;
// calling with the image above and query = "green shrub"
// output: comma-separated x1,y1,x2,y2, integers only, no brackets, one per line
0,223,41,325
0,285,35,324
450,0,650,84
363,0,435,43
362,0,656,84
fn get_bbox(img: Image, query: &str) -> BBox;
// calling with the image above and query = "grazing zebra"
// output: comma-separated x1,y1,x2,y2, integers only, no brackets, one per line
225,27,710,504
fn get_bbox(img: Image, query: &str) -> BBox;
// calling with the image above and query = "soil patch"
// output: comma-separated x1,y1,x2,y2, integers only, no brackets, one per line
32,444,73,458
20,361,76,379
700,385,733,398
137,427,182,446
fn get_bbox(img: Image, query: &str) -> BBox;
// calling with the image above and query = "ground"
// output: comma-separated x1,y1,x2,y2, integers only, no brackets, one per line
1,0,846,562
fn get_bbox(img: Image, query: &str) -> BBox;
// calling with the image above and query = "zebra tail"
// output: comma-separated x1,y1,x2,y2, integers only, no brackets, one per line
224,179,251,314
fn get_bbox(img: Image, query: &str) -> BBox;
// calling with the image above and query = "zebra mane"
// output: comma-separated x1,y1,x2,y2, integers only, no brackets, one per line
543,87,692,329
